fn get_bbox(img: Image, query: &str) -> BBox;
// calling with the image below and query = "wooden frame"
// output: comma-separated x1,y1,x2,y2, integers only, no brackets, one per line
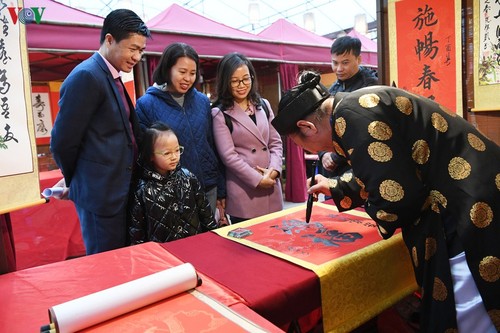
471,0,500,112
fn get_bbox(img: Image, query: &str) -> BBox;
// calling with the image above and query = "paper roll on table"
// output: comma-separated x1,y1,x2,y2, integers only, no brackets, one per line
41,187,64,198
48,263,201,333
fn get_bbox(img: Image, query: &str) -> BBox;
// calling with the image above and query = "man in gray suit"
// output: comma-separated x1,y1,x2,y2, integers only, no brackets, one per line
51,9,151,255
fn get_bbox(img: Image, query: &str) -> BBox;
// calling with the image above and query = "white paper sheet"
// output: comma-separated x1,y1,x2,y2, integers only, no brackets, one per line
49,263,199,333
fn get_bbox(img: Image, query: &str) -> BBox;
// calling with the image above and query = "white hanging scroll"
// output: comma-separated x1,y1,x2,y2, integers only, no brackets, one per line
31,87,53,140
0,0,44,213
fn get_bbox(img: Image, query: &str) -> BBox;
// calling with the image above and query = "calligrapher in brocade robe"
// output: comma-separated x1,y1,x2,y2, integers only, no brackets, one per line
326,86,500,332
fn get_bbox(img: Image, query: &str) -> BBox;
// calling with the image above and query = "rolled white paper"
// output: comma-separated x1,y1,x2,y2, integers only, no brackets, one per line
49,263,200,333
41,187,64,198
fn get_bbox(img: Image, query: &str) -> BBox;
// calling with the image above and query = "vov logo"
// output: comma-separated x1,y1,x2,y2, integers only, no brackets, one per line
4,7,46,24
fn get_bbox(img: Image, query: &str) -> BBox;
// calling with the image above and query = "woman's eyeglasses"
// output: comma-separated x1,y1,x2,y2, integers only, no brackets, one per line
154,146,184,159
230,77,253,88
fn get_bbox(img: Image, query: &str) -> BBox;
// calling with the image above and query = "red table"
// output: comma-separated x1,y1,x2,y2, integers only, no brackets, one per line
9,169,85,270
5,185,415,332
0,242,284,332
163,232,321,328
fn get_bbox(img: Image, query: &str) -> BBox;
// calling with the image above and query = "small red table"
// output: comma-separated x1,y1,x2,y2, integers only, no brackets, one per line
9,169,85,270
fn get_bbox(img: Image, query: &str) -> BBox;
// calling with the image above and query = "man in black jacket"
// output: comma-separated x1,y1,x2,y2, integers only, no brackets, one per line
318,36,378,178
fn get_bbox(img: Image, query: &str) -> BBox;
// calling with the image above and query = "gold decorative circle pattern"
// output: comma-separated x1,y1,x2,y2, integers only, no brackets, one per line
340,196,352,209
359,93,380,108
395,96,413,115
412,140,430,165
431,113,448,133
448,157,471,180
376,210,398,222
332,141,346,157
433,277,448,301
379,180,404,202
487,309,500,329
328,179,338,189
496,173,500,191
368,142,393,162
470,202,493,228
378,224,388,235
340,172,353,182
360,188,369,200
355,177,365,189
368,121,392,140
429,190,447,213
335,117,346,137
425,237,437,260
467,133,486,151
430,190,447,207
479,256,500,282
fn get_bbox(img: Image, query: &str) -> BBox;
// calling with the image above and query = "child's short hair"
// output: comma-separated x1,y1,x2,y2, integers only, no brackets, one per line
139,122,176,169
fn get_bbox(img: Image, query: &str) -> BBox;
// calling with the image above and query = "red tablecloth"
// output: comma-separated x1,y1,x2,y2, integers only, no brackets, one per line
0,242,284,332
162,232,321,327
9,170,85,269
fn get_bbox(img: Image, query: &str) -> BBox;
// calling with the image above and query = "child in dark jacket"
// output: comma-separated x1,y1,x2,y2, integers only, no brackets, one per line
128,122,217,244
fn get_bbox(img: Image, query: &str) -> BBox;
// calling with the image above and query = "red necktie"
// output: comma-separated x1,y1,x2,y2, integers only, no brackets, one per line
114,77,130,116
114,77,137,162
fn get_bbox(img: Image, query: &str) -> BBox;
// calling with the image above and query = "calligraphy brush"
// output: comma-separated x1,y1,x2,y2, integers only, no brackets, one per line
305,160,317,223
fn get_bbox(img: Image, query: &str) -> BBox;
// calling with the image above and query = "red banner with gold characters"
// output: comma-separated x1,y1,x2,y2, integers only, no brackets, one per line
395,0,457,112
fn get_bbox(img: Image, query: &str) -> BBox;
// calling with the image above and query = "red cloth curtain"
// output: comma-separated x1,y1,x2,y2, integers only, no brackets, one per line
0,214,16,274
279,64,307,202
147,56,159,86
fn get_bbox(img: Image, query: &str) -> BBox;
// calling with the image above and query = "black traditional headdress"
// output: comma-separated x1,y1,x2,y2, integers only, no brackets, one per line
272,72,330,135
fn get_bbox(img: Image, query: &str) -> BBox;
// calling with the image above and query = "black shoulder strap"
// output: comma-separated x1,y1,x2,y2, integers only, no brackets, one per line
223,111,233,133
220,99,270,134
260,98,270,118
217,104,233,133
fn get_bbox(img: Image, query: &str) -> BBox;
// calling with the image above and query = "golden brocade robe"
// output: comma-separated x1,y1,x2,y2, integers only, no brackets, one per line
328,86,500,332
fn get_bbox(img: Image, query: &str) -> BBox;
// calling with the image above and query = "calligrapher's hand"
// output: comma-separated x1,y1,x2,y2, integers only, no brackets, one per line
52,177,70,200
307,174,331,197
321,153,337,171
255,166,276,189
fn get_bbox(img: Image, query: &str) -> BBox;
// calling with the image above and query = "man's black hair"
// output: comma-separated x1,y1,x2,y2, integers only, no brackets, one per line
330,36,362,57
100,9,151,45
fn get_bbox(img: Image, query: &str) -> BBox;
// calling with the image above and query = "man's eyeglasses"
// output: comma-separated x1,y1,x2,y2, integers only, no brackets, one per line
154,146,184,158
230,77,253,88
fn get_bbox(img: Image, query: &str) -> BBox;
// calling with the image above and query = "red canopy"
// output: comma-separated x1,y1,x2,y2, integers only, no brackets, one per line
258,19,377,68
258,19,333,46
145,4,281,61
257,19,332,65
147,5,336,66
25,0,103,52
25,1,359,82
25,0,103,81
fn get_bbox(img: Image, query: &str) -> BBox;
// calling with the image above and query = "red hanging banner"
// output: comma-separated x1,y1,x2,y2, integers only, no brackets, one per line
395,0,457,112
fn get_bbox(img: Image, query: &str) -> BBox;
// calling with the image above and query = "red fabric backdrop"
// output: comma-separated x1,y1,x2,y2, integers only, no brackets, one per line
279,64,308,202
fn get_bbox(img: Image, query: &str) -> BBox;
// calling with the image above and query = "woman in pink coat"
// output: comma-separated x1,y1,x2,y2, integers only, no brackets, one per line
212,53,283,223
